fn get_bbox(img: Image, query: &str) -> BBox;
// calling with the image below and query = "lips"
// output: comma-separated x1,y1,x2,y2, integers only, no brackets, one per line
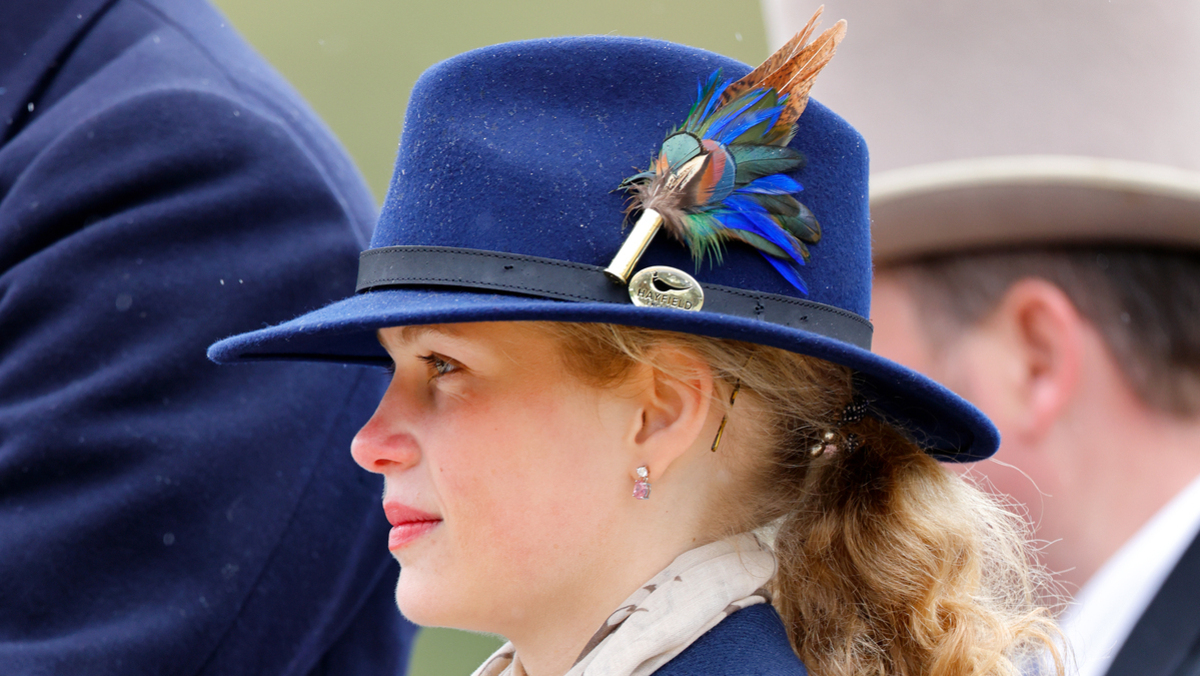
384,502,442,551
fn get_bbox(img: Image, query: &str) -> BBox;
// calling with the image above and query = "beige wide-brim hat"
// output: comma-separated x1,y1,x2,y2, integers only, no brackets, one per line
763,0,1200,264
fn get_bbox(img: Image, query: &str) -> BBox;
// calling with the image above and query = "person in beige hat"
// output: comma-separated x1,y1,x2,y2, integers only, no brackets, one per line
763,2,1200,676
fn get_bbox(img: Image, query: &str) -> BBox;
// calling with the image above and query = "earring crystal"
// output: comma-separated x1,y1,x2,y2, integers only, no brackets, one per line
633,466,651,500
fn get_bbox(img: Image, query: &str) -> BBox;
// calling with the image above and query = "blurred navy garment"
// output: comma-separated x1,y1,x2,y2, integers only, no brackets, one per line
0,0,416,674
653,605,807,675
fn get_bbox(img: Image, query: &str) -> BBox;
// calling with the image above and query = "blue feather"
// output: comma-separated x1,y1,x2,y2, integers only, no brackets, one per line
716,204,805,262
761,254,809,294
687,74,732,131
714,105,784,145
701,90,769,139
723,202,812,293
736,174,803,194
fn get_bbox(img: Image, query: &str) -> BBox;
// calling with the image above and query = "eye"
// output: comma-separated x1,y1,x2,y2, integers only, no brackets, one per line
419,353,459,380
381,360,397,376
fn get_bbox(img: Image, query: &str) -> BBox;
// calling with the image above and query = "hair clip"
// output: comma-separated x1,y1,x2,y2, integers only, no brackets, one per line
810,397,870,457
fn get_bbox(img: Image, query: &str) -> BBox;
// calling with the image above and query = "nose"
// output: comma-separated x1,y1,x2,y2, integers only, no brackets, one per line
351,384,421,474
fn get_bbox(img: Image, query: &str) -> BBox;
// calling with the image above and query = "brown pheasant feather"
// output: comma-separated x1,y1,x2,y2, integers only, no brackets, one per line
719,6,846,130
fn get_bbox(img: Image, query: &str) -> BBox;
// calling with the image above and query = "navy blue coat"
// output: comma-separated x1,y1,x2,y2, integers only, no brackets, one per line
1107,530,1200,676
0,0,415,673
655,605,807,675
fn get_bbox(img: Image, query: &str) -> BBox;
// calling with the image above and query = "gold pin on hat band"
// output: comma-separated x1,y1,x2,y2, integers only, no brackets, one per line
603,209,662,284
629,266,704,311
604,209,705,312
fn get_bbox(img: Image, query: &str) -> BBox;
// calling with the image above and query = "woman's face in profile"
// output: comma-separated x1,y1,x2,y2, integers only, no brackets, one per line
352,322,642,636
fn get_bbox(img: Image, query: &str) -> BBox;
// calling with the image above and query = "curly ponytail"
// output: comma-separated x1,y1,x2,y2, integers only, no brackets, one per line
543,322,1063,676
773,416,1061,676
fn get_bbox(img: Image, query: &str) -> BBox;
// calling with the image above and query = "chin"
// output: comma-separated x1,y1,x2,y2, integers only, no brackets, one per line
395,569,510,635
394,570,436,626
394,569,464,629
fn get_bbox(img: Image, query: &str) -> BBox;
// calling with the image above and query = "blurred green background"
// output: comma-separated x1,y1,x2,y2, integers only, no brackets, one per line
211,0,769,202
207,1,768,674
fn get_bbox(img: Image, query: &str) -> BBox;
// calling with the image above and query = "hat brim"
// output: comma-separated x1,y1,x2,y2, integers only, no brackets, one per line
209,287,998,462
871,155,1200,264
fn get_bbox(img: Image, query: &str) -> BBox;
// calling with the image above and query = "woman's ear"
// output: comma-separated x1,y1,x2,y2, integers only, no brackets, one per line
626,346,716,478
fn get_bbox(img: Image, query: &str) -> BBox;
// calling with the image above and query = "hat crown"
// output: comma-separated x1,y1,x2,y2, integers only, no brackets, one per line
375,36,872,317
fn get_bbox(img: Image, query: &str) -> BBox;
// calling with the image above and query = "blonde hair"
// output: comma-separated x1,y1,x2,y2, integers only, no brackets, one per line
542,322,1063,676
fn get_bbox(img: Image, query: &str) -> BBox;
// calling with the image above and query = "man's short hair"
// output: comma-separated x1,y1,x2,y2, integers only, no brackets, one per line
889,246,1200,416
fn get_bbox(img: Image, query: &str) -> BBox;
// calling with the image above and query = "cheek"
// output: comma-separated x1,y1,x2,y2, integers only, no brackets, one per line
942,340,1056,520
945,335,1038,453
935,350,983,407
870,295,939,376
433,387,624,560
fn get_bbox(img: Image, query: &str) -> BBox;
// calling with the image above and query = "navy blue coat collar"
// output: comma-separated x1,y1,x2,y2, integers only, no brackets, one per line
0,0,114,140
654,604,808,676
1106,528,1200,676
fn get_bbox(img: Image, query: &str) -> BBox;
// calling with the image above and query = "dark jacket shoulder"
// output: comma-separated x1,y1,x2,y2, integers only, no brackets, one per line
1107,529,1200,676
654,604,809,676
0,1,411,674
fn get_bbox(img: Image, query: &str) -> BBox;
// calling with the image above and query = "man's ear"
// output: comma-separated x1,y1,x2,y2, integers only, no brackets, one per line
625,346,715,479
990,278,1084,441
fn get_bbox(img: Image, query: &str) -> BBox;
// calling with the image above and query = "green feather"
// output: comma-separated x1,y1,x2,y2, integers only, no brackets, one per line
746,193,802,217
724,91,781,145
777,203,821,243
727,230,790,259
796,240,812,261
728,145,805,184
619,170,656,188
695,89,769,139
680,211,727,266
660,132,703,169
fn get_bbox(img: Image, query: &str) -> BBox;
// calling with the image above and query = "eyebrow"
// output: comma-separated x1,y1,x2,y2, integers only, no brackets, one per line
378,324,463,348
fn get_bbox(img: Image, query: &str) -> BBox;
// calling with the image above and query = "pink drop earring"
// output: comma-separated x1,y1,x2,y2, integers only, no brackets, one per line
633,466,651,500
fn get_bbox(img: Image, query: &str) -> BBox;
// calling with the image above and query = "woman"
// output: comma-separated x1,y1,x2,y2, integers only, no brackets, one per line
211,10,1062,676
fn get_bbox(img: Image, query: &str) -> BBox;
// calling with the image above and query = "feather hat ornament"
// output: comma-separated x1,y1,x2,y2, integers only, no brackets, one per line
606,7,846,295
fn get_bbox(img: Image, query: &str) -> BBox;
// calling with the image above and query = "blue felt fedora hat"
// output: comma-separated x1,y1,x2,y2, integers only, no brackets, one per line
209,35,998,462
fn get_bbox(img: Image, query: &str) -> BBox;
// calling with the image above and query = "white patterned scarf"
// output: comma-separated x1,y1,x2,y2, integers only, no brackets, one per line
472,532,776,676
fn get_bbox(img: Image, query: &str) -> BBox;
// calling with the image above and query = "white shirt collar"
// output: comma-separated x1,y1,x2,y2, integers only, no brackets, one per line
1060,472,1200,676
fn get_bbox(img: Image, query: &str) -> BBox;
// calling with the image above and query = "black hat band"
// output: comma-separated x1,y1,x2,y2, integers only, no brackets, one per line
356,246,874,350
